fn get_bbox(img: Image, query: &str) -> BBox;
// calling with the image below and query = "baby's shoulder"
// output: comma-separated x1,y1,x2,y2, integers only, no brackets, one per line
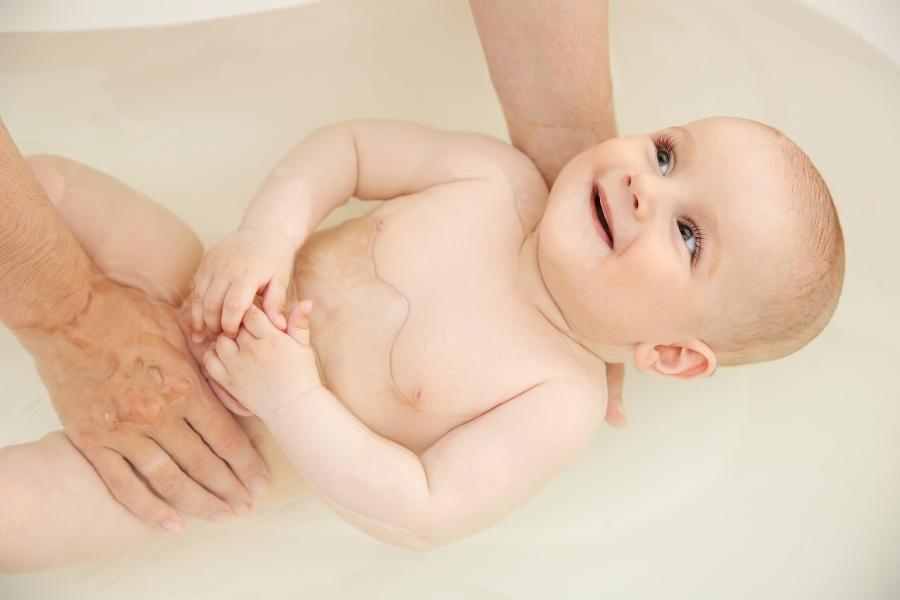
514,327,608,404
442,132,549,234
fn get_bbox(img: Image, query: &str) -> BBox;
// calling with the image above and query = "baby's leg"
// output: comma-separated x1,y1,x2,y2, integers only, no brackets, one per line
25,155,203,306
0,432,163,572
0,158,307,572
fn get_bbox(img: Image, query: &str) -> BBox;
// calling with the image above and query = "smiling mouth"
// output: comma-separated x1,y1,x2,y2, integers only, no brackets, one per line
593,185,614,248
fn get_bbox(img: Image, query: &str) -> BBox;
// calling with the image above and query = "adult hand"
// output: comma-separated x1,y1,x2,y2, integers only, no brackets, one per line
604,362,627,428
18,276,269,532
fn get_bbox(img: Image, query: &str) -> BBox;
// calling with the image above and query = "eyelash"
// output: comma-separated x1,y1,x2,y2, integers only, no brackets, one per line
652,133,705,267
654,133,678,171
681,217,705,267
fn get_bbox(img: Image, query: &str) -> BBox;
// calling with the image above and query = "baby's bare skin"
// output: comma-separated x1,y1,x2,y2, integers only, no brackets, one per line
195,117,802,550
2,115,815,569
292,185,605,456
189,121,612,550
0,138,601,569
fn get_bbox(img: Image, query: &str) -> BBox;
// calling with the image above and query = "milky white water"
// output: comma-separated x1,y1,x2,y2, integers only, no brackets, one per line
1,0,898,597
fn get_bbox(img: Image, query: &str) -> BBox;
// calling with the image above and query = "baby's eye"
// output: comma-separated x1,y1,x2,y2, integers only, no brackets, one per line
678,221,697,256
657,148,672,176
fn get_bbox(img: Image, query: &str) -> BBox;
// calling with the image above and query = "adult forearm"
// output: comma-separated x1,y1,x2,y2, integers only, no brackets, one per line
470,0,617,184
0,122,93,330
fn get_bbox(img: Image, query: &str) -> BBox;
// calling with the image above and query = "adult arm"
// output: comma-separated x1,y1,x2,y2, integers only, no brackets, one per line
469,0,617,187
470,1,626,423
0,120,268,531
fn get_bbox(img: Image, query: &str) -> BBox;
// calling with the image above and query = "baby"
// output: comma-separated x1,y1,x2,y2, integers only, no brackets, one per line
0,116,844,570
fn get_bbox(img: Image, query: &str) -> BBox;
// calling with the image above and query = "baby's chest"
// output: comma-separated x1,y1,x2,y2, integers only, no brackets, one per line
299,187,559,448
374,195,532,394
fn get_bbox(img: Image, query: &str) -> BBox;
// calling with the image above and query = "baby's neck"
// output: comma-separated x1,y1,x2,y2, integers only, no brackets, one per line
517,231,631,365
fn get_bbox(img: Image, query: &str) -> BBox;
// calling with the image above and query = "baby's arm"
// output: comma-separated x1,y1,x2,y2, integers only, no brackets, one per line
205,306,600,550
191,120,544,338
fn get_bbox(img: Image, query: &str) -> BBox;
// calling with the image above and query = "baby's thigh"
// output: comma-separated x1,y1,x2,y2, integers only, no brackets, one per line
0,431,164,572
0,423,312,572
27,155,203,307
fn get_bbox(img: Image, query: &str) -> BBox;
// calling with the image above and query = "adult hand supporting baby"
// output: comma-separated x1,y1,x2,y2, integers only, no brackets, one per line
0,121,268,532
470,0,617,186
470,1,627,426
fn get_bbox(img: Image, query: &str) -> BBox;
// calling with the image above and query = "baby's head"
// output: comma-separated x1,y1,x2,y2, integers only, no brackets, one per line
538,116,844,377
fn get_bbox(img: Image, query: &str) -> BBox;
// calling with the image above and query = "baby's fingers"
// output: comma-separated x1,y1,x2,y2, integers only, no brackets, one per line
208,377,254,417
286,300,313,345
242,304,277,338
202,277,231,337
221,281,259,337
262,277,288,331
190,298,206,343
190,272,212,341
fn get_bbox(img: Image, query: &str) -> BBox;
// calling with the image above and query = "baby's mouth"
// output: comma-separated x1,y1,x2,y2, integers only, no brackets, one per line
593,184,614,249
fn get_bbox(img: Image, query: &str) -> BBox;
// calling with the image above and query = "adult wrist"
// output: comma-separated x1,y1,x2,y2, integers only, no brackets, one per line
502,102,617,185
11,268,102,342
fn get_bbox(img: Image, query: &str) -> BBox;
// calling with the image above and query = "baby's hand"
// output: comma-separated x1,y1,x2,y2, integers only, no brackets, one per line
191,228,296,341
202,302,321,421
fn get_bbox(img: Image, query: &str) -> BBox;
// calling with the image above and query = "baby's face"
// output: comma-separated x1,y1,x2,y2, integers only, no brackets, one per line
538,116,796,353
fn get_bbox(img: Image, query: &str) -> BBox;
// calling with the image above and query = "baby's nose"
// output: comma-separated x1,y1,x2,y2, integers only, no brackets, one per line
626,173,654,221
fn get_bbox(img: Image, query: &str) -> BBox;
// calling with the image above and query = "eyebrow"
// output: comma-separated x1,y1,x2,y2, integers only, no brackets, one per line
671,126,696,162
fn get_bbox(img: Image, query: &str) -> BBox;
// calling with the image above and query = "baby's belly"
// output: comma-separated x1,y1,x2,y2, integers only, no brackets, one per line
288,207,461,451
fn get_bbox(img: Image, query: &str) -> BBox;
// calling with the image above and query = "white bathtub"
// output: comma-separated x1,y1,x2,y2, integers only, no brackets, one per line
1,0,898,598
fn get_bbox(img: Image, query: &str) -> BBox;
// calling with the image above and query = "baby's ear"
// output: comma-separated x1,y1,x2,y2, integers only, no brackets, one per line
633,340,717,380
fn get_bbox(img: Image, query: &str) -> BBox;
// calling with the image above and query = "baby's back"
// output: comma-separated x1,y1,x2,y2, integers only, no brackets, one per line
290,162,601,453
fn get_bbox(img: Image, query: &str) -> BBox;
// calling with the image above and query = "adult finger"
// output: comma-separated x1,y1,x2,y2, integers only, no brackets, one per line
221,281,258,338
153,418,252,518
89,446,185,533
124,436,234,522
604,362,628,428
262,277,288,330
187,398,269,497
242,303,276,338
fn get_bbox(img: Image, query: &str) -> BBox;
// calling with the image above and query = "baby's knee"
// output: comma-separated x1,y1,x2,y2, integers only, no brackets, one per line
25,154,76,207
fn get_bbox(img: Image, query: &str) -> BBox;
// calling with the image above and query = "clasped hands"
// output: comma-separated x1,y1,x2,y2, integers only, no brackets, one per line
190,228,628,428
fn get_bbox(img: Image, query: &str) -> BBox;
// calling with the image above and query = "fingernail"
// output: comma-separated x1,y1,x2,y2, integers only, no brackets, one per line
231,502,251,517
211,510,231,524
250,476,268,495
162,519,183,533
